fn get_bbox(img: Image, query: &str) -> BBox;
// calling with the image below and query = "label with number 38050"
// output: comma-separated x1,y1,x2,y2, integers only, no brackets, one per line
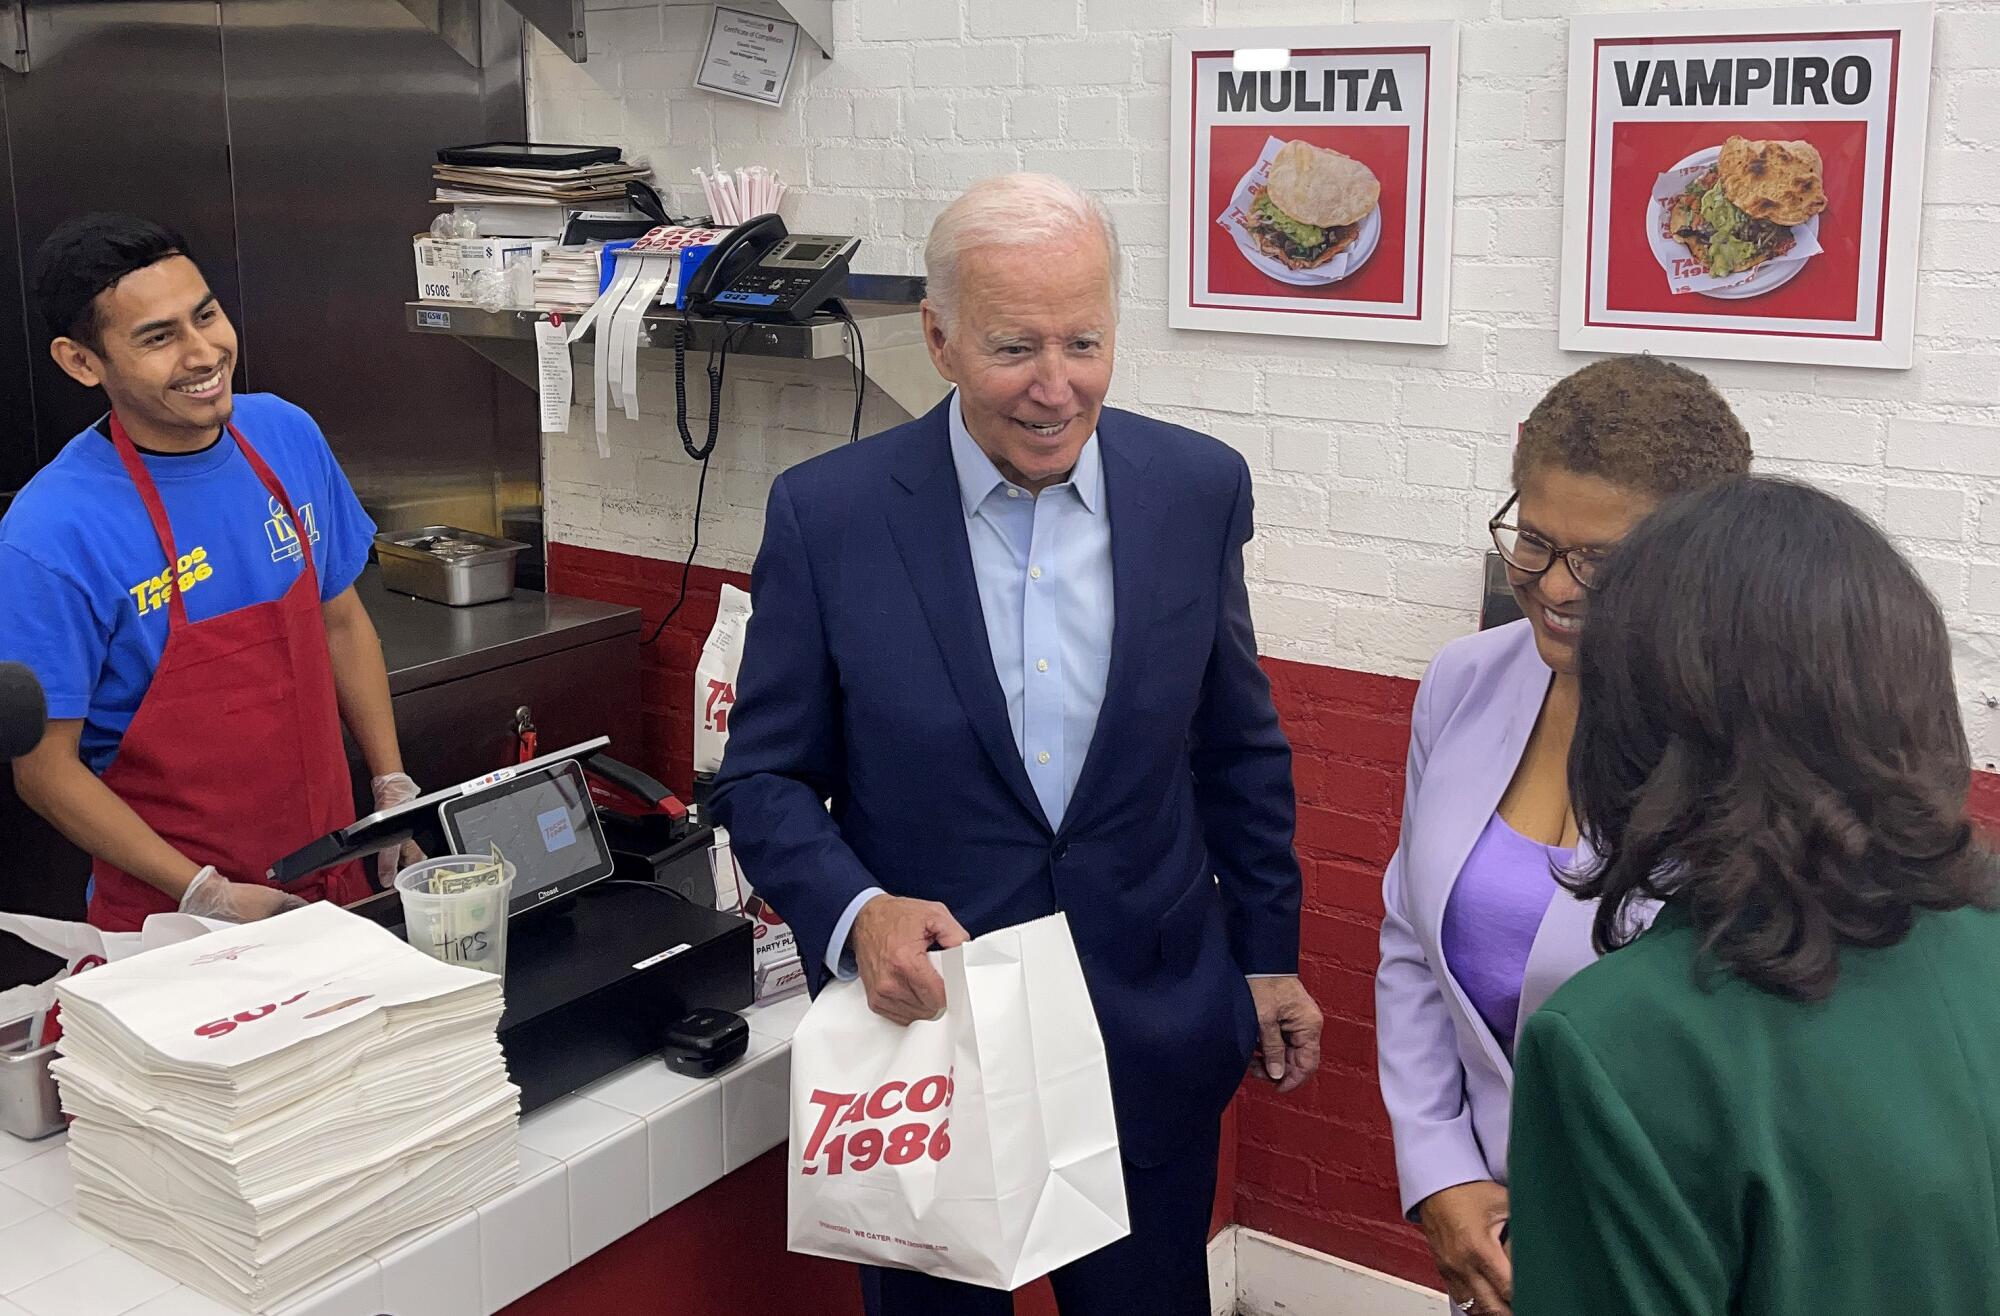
800,1070,955,1176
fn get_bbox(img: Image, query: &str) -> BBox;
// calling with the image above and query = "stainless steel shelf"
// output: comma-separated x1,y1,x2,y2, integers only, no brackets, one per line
406,294,947,418
404,298,924,359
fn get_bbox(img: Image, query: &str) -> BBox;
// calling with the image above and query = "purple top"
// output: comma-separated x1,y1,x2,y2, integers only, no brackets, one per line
1440,812,1568,1056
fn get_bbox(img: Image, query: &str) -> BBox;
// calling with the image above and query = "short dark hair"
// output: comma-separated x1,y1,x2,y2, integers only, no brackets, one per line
1515,355,1752,498
30,213,190,350
1566,476,1997,1002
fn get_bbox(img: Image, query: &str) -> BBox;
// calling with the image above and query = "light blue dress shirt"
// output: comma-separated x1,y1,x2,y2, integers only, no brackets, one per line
824,391,1114,976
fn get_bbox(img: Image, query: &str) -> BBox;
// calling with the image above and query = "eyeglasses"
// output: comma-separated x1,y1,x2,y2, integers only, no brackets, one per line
1488,492,1611,590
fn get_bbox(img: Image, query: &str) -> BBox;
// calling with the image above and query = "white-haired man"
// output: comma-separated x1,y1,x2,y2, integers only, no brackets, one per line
713,173,1323,1314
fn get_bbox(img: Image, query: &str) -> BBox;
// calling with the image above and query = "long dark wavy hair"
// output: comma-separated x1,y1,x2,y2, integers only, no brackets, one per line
1566,476,1998,1001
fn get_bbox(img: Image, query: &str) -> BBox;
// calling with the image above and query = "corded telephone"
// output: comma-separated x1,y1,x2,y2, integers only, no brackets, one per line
673,213,866,462
681,213,859,324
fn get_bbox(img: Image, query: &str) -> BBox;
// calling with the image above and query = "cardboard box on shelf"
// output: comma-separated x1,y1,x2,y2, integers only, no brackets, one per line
411,235,554,303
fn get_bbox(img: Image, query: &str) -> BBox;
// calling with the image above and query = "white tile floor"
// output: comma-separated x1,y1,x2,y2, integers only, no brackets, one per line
0,994,803,1315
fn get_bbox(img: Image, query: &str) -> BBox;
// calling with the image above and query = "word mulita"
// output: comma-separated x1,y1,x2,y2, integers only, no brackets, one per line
1217,68,1403,114
1613,55,1872,108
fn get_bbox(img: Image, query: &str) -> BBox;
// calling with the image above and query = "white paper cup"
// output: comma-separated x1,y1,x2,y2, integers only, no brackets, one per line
394,856,516,979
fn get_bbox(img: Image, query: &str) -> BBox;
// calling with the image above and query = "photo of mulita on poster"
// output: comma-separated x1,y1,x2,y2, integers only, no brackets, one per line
1560,3,1934,369
1169,24,1458,345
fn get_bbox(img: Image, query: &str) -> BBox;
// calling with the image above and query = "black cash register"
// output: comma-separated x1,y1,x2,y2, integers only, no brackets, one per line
269,739,752,1112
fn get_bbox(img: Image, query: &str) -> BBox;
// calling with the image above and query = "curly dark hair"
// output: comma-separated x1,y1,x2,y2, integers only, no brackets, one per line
1566,476,1998,1002
30,213,189,351
1515,355,1752,497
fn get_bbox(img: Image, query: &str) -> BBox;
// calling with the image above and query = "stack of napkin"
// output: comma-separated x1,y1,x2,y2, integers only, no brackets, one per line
51,902,518,1312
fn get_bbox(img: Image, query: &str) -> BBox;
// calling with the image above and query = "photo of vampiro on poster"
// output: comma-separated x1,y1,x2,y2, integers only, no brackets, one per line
1560,4,1934,369
1170,25,1458,345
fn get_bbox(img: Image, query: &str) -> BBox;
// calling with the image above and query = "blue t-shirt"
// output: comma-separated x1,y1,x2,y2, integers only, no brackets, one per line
0,393,375,774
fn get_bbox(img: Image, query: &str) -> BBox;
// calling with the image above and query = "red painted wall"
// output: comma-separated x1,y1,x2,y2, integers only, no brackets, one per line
547,545,742,797
1234,659,1431,1283
547,541,2000,1296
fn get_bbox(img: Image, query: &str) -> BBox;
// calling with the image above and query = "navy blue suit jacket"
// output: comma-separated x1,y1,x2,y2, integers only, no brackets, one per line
709,399,1303,1166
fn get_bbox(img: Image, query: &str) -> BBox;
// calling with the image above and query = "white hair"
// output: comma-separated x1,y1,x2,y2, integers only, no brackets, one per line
923,173,1122,331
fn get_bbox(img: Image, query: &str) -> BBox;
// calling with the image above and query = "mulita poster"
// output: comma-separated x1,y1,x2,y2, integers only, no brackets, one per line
1169,24,1458,345
1559,3,1934,368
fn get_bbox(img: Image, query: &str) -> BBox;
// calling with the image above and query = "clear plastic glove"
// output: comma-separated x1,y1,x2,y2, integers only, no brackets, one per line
371,773,427,887
178,867,307,923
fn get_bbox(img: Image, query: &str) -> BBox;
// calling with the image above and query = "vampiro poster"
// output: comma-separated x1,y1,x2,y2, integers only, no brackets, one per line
1560,3,1934,368
1169,24,1458,345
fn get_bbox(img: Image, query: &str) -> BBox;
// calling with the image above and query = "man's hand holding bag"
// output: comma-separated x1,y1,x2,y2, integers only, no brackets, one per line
787,912,1130,1289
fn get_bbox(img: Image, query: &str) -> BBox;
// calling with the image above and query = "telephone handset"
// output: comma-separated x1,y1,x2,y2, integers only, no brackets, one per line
683,213,786,312
683,212,859,324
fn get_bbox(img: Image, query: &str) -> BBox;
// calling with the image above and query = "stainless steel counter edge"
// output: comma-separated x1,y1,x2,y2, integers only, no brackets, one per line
359,566,641,696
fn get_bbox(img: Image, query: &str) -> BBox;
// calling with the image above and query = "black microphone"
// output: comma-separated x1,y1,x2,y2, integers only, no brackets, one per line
0,662,47,758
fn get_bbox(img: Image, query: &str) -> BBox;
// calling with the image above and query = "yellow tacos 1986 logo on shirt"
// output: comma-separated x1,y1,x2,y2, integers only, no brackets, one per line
128,546,213,616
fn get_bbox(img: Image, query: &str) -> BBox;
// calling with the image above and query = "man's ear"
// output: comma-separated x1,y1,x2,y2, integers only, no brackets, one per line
920,301,957,385
49,336,105,390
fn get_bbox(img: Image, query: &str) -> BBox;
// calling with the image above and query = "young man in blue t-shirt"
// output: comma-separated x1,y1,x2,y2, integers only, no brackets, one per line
1,213,421,928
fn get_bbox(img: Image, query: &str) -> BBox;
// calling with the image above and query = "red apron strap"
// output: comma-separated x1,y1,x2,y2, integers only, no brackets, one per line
106,412,325,626
106,412,191,630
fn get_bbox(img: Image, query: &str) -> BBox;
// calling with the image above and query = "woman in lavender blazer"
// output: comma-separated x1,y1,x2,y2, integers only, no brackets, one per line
1374,356,1752,1316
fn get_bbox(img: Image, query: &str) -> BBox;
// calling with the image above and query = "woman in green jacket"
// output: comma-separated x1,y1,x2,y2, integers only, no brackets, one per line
1509,476,2000,1316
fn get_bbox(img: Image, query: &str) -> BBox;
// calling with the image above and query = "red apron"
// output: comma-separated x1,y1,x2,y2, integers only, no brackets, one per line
87,411,370,931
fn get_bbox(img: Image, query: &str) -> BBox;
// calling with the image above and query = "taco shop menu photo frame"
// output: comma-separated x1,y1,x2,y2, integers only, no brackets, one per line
1169,23,1459,345
1559,3,1934,369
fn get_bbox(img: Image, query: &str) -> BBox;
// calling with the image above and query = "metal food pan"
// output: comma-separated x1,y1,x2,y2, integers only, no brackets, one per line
375,525,529,607
0,1016,63,1141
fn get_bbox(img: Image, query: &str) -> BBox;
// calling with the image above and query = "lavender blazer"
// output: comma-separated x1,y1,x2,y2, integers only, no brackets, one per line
1374,619,1652,1218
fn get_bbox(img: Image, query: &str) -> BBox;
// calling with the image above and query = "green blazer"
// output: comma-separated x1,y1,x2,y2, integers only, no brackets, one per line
1510,899,2000,1315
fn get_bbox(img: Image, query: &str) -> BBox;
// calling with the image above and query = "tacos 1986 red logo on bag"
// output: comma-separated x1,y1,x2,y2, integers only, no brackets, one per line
194,991,311,1038
800,1071,955,1176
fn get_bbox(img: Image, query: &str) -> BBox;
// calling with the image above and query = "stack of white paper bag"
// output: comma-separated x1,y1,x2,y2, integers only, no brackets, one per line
50,902,519,1312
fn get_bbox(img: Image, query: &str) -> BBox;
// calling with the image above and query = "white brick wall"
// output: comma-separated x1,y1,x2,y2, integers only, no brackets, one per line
534,0,2000,763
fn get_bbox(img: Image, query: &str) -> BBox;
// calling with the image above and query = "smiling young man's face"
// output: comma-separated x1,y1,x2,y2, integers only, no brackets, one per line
50,253,237,449
922,231,1116,494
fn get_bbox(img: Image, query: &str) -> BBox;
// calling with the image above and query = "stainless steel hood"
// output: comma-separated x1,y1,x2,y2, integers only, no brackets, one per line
493,0,581,61
493,0,831,64
9,0,832,71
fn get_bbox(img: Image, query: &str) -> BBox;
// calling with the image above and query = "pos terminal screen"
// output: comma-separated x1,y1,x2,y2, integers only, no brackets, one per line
440,761,614,913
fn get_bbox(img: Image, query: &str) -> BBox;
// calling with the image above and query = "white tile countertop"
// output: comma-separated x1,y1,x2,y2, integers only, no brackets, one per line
0,992,810,1316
